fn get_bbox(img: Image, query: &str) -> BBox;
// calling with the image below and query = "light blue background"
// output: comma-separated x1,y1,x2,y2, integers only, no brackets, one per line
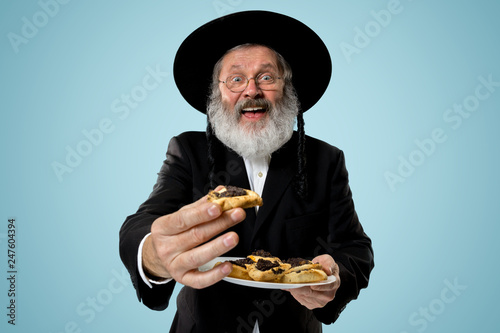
1,0,499,332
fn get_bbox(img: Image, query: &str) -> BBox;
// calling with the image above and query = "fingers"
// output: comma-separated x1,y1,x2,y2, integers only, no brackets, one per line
153,207,244,257
150,207,244,262
172,235,238,289
287,286,337,310
310,254,341,292
312,254,336,275
155,202,221,235
166,231,240,289
177,255,234,290
171,231,239,274
147,194,246,289
148,227,241,288
310,280,336,292
285,254,341,310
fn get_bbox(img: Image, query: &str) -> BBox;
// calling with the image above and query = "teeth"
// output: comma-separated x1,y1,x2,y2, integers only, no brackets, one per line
242,107,265,112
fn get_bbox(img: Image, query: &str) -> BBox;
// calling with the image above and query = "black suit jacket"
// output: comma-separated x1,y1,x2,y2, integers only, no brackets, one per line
119,131,374,332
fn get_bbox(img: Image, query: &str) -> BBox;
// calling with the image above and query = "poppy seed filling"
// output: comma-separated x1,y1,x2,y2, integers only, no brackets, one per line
230,258,255,268
251,250,273,257
284,257,310,267
255,259,280,271
214,186,247,198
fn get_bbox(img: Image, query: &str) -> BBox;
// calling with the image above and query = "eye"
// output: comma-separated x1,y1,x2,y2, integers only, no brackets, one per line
258,73,274,82
229,75,244,83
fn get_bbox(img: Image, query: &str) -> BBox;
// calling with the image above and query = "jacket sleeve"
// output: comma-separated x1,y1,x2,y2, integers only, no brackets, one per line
119,135,194,310
313,149,374,324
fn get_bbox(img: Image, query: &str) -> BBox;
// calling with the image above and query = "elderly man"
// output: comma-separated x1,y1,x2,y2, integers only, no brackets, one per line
120,10,374,332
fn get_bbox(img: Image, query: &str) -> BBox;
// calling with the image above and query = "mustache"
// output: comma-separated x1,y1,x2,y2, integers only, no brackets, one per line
234,98,273,113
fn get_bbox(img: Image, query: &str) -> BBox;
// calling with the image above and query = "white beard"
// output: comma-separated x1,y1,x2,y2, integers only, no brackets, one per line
207,88,299,160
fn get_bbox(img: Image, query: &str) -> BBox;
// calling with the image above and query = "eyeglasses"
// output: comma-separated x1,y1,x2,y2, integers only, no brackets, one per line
219,73,282,93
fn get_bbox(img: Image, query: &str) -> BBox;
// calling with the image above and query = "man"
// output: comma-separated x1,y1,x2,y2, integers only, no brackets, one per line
120,10,374,332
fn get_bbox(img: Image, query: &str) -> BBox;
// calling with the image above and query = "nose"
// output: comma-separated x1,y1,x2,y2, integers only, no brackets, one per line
243,78,262,99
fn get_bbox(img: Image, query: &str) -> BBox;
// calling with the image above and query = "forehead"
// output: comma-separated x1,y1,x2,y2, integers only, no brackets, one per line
220,45,279,74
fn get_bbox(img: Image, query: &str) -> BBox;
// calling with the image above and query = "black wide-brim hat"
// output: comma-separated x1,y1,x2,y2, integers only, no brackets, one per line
173,10,332,113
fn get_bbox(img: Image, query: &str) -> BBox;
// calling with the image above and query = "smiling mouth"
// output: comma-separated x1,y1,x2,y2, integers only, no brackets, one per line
241,106,267,115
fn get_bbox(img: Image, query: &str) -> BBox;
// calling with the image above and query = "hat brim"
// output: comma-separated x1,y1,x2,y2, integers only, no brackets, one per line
173,10,332,113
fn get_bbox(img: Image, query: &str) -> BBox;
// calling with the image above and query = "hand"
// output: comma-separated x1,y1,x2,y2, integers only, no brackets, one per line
285,254,341,309
142,189,246,289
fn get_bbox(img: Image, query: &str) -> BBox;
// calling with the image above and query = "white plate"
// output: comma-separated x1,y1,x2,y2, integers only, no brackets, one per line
199,257,336,289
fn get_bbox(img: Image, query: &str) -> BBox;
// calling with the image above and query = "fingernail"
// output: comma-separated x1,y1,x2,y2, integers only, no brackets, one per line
221,263,232,275
223,234,236,248
208,204,219,217
230,209,242,222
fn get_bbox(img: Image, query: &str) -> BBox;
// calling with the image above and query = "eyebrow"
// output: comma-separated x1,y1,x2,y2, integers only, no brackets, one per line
228,63,277,72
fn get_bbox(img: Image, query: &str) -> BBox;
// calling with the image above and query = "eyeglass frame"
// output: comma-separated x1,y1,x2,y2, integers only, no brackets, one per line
218,72,283,93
